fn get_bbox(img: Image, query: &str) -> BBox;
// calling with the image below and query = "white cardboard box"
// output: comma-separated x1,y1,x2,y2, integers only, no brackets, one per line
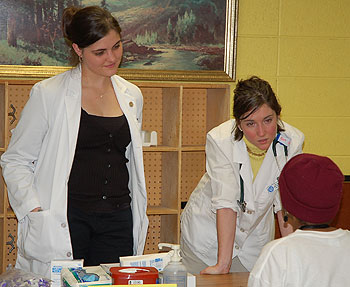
61,266,112,287
187,272,196,287
50,259,84,287
120,252,171,272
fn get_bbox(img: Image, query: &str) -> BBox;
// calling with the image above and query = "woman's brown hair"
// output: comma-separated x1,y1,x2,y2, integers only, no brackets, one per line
62,6,122,66
233,76,284,141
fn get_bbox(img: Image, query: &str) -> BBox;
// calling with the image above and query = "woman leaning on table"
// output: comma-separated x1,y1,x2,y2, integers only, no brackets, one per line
180,76,304,274
0,6,148,277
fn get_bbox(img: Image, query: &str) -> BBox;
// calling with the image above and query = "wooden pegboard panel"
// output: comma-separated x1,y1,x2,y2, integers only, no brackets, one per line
144,215,161,254
182,89,207,146
7,85,32,145
181,152,206,202
143,152,162,206
0,153,4,211
6,197,13,213
0,84,5,149
5,218,17,268
140,87,163,146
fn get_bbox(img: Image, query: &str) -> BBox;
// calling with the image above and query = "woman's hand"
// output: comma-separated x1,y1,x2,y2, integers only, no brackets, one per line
31,207,43,212
200,263,230,275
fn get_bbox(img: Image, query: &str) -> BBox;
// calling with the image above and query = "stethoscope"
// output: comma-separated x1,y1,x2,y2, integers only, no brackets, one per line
237,133,289,213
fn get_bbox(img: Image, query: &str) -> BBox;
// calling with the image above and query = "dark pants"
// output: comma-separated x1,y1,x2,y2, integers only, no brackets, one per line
67,205,133,266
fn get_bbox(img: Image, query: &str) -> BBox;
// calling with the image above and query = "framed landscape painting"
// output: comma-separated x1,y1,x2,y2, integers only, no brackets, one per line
0,0,238,81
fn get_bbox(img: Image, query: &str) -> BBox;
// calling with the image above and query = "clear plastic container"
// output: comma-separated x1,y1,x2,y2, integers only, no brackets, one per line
159,243,187,287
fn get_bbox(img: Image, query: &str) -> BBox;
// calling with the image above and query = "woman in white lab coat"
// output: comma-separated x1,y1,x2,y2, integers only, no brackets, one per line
180,76,304,274
0,6,148,277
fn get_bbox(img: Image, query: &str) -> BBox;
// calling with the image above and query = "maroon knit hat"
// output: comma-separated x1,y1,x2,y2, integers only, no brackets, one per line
279,153,344,223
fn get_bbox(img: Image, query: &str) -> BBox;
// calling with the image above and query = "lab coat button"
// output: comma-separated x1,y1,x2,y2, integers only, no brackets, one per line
129,101,134,107
235,245,240,250
61,223,67,228
240,228,245,233
102,195,107,200
67,252,72,257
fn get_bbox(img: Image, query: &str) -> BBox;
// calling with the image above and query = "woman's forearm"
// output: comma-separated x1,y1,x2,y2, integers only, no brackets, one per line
216,208,237,272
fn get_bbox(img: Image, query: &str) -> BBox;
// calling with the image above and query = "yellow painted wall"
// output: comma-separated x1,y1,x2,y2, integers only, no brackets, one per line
234,0,350,174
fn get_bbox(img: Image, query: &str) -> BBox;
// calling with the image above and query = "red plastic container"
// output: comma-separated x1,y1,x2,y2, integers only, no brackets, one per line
110,266,159,285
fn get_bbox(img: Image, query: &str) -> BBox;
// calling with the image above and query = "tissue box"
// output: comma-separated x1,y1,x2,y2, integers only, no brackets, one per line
61,266,112,287
50,259,84,287
120,252,171,272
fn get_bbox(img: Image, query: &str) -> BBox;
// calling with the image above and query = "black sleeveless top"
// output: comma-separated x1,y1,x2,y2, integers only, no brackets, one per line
68,109,131,213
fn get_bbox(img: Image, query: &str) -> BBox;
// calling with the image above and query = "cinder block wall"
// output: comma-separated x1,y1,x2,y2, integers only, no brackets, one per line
234,0,350,174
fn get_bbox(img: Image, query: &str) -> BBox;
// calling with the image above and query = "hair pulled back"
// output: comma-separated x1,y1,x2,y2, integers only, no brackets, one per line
62,5,122,66
233,76,284,141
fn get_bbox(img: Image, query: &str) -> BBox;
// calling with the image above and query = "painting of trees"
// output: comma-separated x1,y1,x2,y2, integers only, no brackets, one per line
0,0,228,70
2,0,79,47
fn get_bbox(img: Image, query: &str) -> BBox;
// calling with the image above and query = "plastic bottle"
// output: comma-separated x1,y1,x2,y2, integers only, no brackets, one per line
158,243,187,287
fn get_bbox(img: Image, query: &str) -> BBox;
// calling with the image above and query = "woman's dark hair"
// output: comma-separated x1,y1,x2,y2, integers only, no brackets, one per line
233,76,284,141
62,6,122,66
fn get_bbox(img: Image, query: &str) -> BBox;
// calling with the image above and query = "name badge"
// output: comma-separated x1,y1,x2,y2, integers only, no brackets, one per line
267,180,279,193
276,133,291,147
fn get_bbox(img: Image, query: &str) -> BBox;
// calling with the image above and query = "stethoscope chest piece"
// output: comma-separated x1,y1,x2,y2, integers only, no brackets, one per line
237,199,247,212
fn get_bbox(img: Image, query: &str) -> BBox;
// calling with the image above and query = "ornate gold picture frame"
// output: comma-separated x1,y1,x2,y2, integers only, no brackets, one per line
0,0,238,82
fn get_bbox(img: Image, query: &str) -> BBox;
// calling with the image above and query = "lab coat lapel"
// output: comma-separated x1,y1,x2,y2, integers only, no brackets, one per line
65,67,82,168
233,140,254,207
111,77,142,148
253,143,284,201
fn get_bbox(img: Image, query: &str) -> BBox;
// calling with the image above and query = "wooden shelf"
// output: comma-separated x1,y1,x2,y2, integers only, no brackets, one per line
180,146,206,152
146,206,179,215
0,80,230,270
143,146,179,152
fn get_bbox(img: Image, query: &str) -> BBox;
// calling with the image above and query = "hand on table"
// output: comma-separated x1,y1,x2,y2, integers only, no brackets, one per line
200,264,230,275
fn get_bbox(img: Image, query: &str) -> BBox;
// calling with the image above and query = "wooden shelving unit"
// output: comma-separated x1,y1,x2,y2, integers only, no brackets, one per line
0,80,231,272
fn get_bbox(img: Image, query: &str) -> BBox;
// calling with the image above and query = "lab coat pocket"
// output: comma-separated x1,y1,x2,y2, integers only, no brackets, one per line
182,194,217,258
19,210,54,263
256,180,279,210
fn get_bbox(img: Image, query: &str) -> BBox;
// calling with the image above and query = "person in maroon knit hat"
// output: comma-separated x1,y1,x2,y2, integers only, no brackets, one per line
248,153,350,287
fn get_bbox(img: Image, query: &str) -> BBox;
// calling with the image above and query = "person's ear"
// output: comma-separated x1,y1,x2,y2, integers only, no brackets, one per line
72,43,82,58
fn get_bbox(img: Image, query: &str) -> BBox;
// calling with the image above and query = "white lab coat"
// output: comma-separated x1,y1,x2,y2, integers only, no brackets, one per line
0,66,149,277
180,119,304,271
